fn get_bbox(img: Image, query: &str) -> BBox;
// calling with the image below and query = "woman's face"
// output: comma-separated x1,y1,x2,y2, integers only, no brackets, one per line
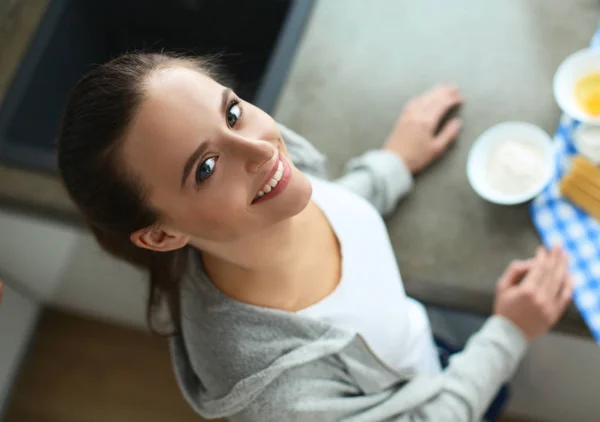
121,67,312,245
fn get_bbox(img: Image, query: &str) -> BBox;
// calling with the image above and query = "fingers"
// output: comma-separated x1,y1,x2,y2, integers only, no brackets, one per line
522,247,547,289
558,275,574,312
422,85,462,123
545,247,568,299
432,118,462,155
522,246,573,323
497,259,533,292
550,273,574,323
421,84,460,105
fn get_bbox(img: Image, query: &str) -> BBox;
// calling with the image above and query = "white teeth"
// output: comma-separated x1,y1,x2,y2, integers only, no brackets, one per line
271,161,283,184
275,161,283,177
255,161,284,201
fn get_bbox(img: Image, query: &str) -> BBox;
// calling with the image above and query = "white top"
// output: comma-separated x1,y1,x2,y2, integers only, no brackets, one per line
298,176,441,376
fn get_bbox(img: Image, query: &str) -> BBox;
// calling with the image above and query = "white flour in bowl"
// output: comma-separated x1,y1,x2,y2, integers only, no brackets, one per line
486,139,545,195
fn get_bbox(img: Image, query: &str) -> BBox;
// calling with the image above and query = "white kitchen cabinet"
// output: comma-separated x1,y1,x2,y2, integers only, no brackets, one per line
52,231,148,330
0,209,148,329
0,282,39,416
0,209,79,301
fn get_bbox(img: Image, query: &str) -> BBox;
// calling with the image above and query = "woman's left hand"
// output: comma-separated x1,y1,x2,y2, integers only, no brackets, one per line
383,85,463,173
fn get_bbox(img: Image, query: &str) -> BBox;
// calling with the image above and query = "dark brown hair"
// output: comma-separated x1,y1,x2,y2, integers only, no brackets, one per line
57,53,218,334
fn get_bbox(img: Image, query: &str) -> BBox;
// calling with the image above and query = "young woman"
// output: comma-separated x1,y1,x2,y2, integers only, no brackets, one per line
57,53,572,422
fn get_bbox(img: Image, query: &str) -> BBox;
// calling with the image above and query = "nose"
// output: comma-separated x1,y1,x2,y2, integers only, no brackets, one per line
225,134,276,173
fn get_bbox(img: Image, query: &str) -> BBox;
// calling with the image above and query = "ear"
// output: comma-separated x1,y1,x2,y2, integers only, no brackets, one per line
130,225,190,252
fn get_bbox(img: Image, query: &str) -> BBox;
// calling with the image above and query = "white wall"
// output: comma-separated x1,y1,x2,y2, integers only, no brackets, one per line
1,209,600,421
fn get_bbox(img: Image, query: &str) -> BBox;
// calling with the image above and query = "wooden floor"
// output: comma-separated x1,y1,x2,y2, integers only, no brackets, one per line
3,309,219,422
4,309,534,422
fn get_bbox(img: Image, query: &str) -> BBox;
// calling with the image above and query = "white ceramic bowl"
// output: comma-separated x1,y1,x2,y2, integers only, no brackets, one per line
554,48,600,125
467,122,555,205
573,124,600,163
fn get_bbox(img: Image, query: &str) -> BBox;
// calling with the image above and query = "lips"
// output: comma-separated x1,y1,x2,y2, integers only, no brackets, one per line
255,160,284,200
251,156,291,204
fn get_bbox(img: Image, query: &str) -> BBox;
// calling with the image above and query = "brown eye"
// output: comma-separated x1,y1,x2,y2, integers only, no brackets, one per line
227,101,242,128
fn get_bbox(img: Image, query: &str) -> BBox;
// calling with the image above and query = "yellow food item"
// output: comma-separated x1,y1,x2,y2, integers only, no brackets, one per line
575,72,600,116
560,156,600,220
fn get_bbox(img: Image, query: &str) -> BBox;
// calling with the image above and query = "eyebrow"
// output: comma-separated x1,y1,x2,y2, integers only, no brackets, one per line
221,87,232,113
181,142,209,188
181,88,232,188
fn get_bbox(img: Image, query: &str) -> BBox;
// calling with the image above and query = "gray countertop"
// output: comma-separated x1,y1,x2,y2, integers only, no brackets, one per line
273,0,600,337
1,0,598,337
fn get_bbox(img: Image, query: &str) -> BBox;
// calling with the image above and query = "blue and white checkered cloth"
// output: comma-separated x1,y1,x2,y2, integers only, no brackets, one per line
530,26,600,343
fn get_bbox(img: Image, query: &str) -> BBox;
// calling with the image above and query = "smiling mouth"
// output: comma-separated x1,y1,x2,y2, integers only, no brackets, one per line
254,160,283,202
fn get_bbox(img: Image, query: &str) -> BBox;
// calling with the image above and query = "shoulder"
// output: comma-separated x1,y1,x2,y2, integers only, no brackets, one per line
229,355,359,422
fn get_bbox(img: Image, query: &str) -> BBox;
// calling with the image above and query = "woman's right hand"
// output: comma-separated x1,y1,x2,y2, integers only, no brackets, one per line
383,85,462,173
493,246,573,341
